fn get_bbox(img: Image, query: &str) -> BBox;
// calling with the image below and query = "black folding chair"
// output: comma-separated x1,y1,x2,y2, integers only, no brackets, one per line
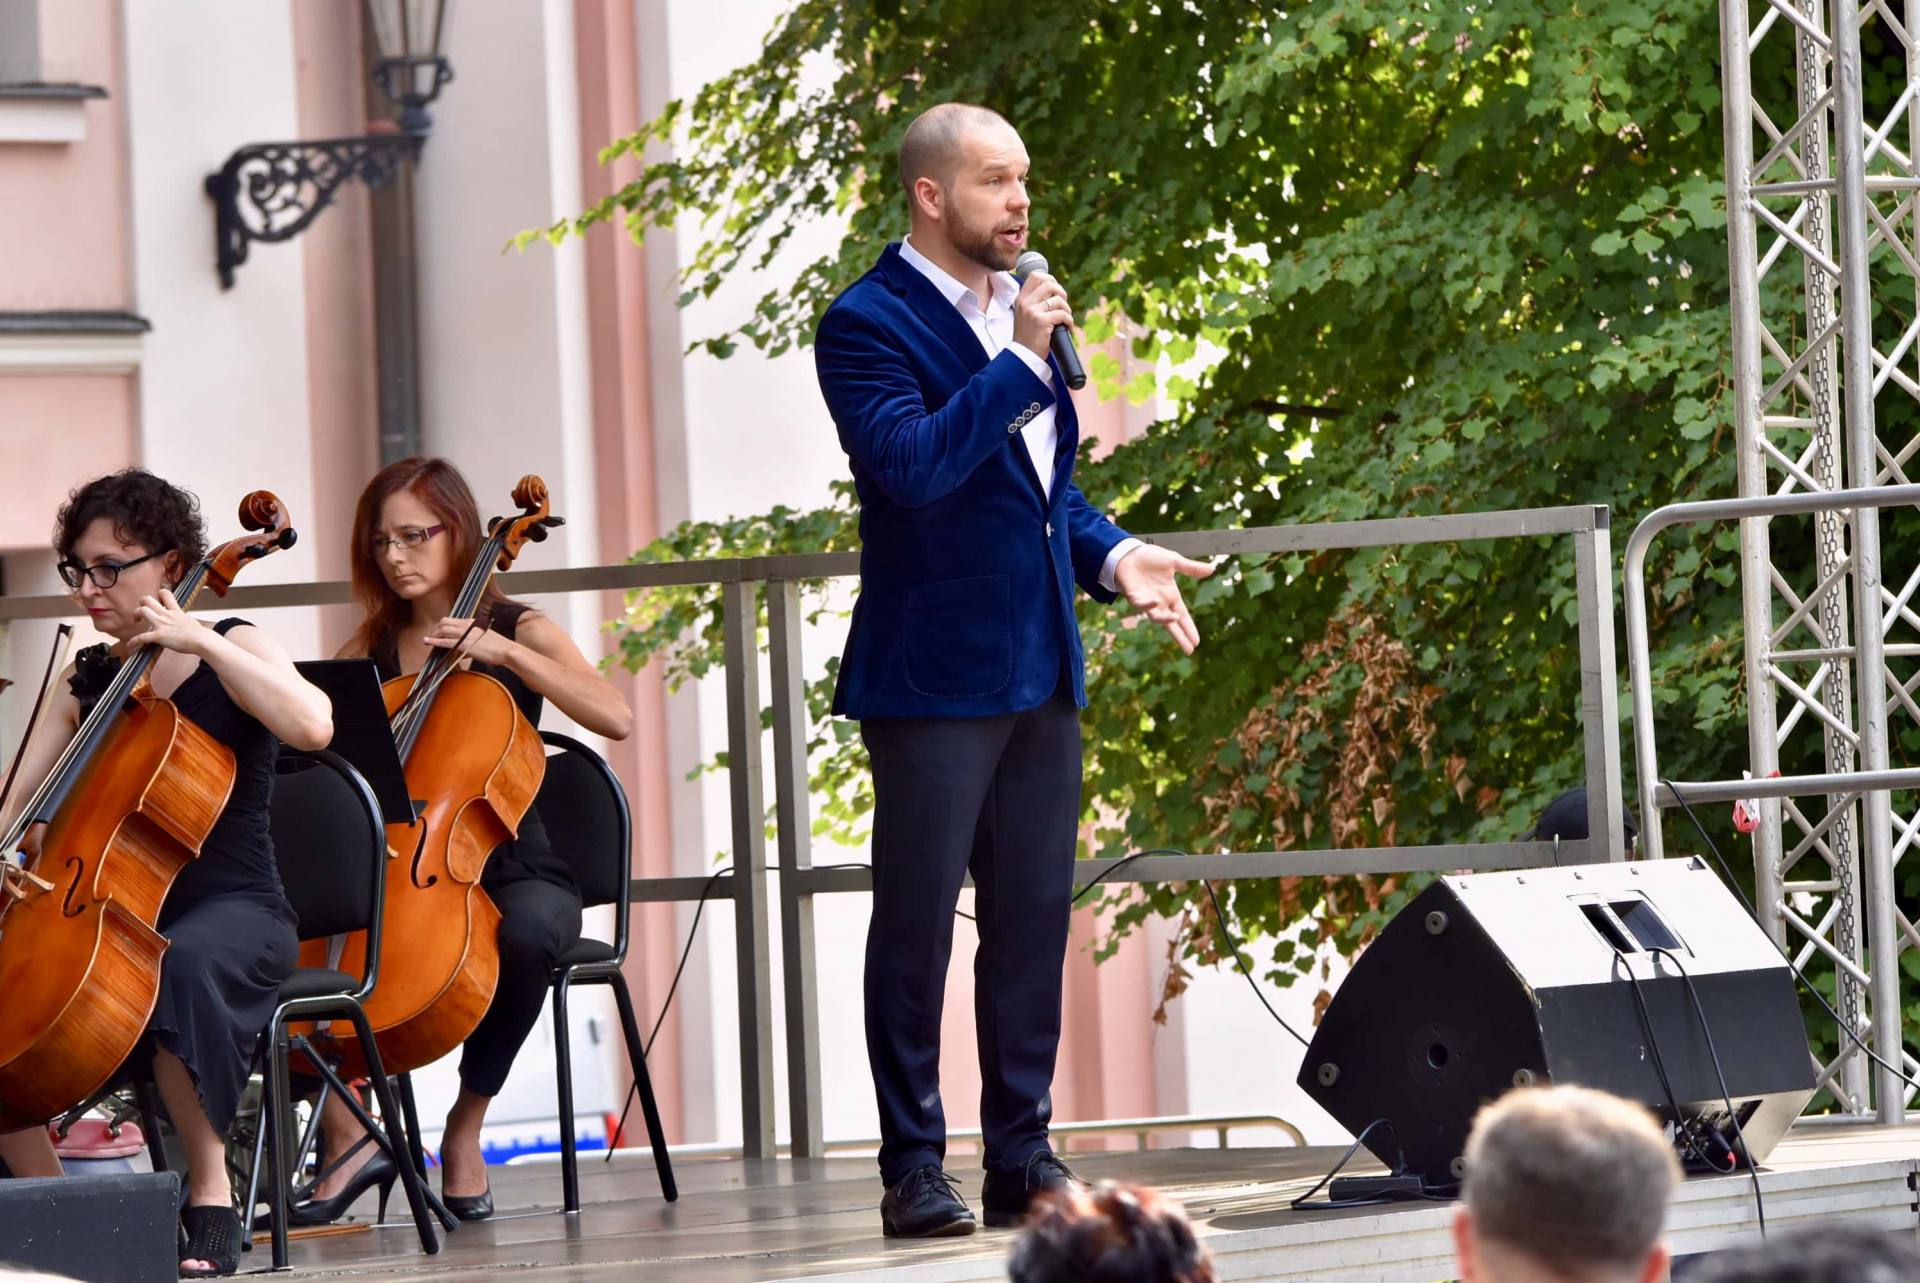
246,749,441,1267
540,731,677,1212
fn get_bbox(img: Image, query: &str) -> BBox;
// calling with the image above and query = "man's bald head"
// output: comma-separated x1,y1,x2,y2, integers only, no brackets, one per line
898,103,1013,196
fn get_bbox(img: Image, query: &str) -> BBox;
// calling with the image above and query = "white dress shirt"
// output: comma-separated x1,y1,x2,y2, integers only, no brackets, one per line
898,236,1141,592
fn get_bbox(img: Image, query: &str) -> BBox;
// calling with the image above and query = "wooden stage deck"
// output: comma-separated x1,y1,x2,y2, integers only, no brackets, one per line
263,1122,1920,1282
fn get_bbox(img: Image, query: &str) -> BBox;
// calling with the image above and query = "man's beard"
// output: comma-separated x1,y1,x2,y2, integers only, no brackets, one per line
946,200,1018,272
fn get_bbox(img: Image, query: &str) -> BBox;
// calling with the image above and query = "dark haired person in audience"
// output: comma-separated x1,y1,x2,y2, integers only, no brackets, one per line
1453,1086,1679,1283
1680,1225,1920,1283
1007,1182,1215,1283
1524,786,1640,856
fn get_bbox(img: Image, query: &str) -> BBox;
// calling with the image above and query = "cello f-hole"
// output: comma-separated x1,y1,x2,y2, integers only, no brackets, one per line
407,820,438,891
60,856,87,917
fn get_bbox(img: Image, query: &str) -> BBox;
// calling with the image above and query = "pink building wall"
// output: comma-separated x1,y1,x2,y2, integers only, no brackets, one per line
0,375,137,548
0,1,131,311
0,0,139,555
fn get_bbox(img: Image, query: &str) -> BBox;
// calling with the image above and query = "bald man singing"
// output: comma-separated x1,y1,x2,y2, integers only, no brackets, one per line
813,103,1212,1237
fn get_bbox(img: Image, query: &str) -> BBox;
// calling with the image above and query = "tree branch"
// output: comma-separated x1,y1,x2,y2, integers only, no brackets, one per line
1250,399,1348,420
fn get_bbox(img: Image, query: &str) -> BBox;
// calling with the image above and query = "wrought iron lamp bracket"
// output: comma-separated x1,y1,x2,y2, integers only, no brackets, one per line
205,133,424,289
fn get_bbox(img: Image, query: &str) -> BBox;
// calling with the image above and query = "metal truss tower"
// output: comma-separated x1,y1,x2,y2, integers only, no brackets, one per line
1719,0,1920,1122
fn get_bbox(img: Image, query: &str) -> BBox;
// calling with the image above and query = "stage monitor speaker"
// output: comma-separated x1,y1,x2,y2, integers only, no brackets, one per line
0,1170,180,1282
1298,858,1816,1186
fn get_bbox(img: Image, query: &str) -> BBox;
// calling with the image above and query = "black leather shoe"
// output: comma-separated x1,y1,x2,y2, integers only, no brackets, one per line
982,1151,1083,1228
443,1185,493,1221
286,1146,399,1227
880,1165,976,1238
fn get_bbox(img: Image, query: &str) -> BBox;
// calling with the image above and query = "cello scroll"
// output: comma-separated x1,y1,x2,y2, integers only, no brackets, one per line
490,475,565,571
202,490,298,597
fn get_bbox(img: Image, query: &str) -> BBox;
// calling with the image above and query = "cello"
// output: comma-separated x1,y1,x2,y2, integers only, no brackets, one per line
0,492,297,1130
301,476,562,1077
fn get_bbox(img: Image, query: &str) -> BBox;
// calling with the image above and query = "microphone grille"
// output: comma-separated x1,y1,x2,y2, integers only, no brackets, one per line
1015,250,1049,278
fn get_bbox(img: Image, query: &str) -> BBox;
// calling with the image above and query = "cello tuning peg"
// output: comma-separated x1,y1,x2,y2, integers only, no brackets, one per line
527,527,549,542
277,529,298,550
546,516,566,528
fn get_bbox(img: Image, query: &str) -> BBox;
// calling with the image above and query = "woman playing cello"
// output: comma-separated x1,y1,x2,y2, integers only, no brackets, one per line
291,457,630,1224
0,469,333,1276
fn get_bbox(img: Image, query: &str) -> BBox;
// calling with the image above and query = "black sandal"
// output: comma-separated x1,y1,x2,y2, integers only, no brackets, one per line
179,1204,242,1278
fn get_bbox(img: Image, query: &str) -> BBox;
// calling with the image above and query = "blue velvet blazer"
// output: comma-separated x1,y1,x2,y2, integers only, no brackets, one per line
813,242,1132,719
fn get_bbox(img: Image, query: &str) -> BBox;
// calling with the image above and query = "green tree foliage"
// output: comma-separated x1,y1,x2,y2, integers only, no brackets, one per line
540,2,1919,1088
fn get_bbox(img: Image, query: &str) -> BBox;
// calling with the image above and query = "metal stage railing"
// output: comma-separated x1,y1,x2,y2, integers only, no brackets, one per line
0,503,1625,1159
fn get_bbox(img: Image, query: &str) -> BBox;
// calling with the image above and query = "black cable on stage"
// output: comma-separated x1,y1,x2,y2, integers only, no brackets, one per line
1070,848,1192,905
1650,946,1766,1236
1288,1118,1402,1209
604,860,869,1160
1199,876,1312,1048
1071,846,1313,1047
1611,951,1716,1170
1663,780,1920,1098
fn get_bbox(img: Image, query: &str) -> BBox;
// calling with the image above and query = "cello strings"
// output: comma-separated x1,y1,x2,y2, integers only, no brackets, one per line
391,529,507,751
392,618,489,738
391,531,496,739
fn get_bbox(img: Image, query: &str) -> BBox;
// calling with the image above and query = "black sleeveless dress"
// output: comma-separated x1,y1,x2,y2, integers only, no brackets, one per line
69,618,299,1131
372,602,583,1097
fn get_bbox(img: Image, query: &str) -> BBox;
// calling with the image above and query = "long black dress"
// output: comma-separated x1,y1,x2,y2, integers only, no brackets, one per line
70,618,299,1132
371,602,582,1097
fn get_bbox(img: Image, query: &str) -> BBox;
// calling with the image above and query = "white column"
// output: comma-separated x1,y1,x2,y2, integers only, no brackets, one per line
120,0,321,657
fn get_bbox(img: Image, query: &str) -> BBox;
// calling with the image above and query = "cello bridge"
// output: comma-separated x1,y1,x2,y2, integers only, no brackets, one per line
0,861,53,903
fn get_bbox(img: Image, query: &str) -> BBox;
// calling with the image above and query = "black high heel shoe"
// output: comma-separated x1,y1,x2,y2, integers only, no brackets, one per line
286,1146,400,1226
442,1184,493,1222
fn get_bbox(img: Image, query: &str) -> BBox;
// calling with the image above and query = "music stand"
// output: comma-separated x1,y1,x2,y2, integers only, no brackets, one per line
294,660,412,825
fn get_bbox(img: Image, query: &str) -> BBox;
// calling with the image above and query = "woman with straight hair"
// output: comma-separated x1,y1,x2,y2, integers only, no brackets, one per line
290,456,632,1225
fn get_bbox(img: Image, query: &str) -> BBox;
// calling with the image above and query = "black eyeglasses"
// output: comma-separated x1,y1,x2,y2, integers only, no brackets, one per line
56,547,175,591
370,524,446,555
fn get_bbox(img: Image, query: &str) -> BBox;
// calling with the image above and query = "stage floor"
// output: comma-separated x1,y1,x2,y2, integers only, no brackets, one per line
266,1122,1920,1282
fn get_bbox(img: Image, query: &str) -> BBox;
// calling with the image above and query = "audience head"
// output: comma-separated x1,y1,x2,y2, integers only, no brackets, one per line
1679,1225,1920,1282
1524,787,1640,854
1008,1181,1215,1283
1453,1085,1680,1283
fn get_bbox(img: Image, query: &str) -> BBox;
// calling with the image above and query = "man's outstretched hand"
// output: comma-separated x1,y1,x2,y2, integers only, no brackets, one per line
1113,544,1215,654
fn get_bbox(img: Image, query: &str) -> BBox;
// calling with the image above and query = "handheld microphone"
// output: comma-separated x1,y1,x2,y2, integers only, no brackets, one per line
1014,250,1088,390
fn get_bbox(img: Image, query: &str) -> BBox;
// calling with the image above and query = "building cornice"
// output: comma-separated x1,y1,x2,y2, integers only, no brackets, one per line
0,311,149,373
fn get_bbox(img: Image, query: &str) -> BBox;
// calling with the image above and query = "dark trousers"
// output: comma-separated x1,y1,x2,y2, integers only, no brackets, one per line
458,877,583,1097
861,689,1082,1186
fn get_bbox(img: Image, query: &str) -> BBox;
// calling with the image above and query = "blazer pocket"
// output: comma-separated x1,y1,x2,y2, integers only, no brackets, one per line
903,574,1012,700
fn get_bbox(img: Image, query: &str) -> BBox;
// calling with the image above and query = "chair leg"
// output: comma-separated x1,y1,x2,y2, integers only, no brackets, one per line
241,1062,269,1242
289,1076,332,1198
607,973,677,1202
552,970,579,1214
264,1023,294,1270
131,1079,168,1177
236,1023,275,1260
342,1011,440,1255
391,1071,459,1232
288,1036,458,1234
398,1071,428,1182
